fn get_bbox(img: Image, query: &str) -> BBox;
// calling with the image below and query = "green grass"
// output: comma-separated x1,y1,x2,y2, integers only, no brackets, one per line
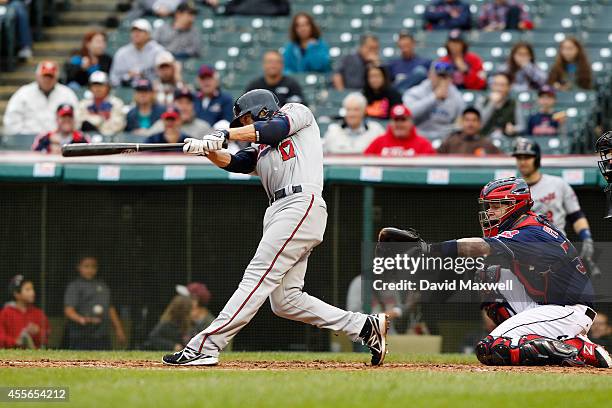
0,351,610,408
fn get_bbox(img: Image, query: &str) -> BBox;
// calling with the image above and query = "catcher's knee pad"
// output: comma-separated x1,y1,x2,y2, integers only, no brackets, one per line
518,335,582,366
475,335,516,365
481,302,514,326
476,335,582,366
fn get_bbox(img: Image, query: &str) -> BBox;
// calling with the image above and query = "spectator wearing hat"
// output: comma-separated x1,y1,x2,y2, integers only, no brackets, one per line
526,86,566,136
423,0,472,31
439,31,486,90
147,88,212,137
386,32,431,93
478,0,533,31
175,282,216,337
109,19,165,87
142,295,192,351
125,79,166,136
333,34,380,90
438,107,501,155
0,275,49,349
76,71,126,137
475,72,525,137
245,50,305,106
64,29,113,89
363,64,402,120
194,64,234,128
323,92,384,154
364,105,435,156
144,106,189,147
64,255,126,350
125,79,166,135
153,51,185,107
283,12,331,74
3,61,78,136
32,104,89,153
402,61,465,139
153,2,200,59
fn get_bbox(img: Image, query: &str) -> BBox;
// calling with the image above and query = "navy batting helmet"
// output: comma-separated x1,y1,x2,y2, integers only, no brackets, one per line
230,89,280,128
512,137,541,169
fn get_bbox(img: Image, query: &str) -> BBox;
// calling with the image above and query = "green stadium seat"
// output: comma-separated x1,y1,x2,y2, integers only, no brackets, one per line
1,134,37,150
583,32,612,47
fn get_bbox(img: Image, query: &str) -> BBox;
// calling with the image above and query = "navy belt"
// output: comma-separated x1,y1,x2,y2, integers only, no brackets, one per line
270,185,302,204
586,307,596,321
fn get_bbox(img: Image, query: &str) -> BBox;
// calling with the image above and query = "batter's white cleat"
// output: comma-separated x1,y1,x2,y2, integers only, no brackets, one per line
595,345,612,368
162,346,219,366
360,313,389,366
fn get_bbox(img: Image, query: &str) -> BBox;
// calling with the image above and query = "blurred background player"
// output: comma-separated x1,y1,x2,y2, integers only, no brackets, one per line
0,275,49,349
512,138,599,275
64,255,126,350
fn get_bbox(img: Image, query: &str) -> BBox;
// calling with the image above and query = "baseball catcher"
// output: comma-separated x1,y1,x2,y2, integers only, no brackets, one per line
378,177,611,368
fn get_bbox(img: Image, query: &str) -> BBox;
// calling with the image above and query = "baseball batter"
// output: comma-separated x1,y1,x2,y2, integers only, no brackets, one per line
162,89,388,366
378,177,611,368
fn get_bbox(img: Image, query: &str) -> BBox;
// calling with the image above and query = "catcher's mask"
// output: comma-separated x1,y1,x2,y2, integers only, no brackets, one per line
595,131,612,220
596,131,612,184
478,177,533,237
230,89,280,128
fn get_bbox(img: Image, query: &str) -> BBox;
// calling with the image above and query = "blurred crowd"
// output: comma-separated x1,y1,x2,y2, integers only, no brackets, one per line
0,257,215,350
2,0,596,157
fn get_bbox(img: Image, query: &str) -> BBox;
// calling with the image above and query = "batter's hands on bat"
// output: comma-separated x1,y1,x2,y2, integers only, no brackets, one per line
183,130,229,155
183,138,208,156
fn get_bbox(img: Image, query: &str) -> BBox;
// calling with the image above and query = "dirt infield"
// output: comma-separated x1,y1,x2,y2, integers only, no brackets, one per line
2,359,611,374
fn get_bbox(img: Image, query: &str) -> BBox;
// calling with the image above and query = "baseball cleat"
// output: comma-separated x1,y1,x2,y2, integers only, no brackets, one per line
595,345,612,368
360,313,389,366
162,346,219,366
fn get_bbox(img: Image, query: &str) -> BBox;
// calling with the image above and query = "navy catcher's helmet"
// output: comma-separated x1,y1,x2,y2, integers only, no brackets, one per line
230,89,280,128
512,138,541,169
478,177,533,237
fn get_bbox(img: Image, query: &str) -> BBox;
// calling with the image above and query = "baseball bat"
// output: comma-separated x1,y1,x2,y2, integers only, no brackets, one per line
61,142,185,157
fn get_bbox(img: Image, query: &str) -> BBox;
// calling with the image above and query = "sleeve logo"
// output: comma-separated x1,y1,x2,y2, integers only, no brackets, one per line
279,139,296,161
497,230,520,239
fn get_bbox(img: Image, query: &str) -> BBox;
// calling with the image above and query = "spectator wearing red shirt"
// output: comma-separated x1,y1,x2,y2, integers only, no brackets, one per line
440,31,486,90
0,275,49,348
364,105,436,157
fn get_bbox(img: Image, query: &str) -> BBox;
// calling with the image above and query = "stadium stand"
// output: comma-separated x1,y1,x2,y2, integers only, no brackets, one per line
1,0,611,153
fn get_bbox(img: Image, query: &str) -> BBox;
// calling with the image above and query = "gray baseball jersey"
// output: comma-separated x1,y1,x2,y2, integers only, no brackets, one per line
529,174,581,235
254,103,324,199
187,103,367,357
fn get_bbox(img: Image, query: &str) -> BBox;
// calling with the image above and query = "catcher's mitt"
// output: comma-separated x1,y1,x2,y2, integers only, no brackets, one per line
376,227,426,258
378,227,423,243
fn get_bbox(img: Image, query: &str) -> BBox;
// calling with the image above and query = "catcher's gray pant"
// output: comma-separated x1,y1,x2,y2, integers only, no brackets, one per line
187,193,367,356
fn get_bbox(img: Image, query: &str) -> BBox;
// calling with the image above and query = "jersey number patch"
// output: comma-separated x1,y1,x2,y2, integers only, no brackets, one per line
279,139,296,161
